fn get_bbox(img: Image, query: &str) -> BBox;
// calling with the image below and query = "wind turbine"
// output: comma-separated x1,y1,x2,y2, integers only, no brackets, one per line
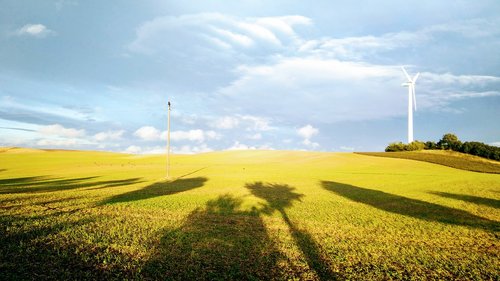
401,66,419,143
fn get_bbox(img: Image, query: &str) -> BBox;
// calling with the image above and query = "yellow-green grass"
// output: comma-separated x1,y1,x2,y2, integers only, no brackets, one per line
0,148,499,280
357,150,500,174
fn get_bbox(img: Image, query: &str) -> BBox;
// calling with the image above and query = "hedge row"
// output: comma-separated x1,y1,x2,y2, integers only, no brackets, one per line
385,134,500,161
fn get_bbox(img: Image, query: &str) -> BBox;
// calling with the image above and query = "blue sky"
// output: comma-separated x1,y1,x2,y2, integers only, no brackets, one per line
1,0,499,153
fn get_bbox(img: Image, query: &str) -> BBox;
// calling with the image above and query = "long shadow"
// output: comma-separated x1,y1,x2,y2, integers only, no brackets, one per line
143,194,283,280
0,176,48,186
0,211,144,280
246,182,338,281
0,214,91,280
0,176,143,194
322,181,500,232
429,191,500,209
103,177,207,204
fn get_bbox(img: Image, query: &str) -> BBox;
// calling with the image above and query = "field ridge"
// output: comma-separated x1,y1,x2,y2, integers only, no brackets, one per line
356,150,500,174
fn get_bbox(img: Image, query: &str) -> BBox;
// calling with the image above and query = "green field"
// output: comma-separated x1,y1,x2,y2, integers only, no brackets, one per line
1,148,499,280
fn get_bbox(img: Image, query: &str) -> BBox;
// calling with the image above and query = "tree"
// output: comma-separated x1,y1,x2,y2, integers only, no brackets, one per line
407,141,425,151
424,141,438,150
438,133,461,151
385,142,405,152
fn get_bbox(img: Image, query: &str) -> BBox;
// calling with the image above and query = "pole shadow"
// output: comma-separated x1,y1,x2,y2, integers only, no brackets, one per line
0,176,143,194
246,182,338,281
322,181,499,232
103,177,207,204
429,191,500,209
142,194,282,280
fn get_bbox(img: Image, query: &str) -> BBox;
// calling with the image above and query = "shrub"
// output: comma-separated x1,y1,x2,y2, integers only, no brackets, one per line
385,142,406,152
407,141,426,151
424,141,438,150
385,141,425,152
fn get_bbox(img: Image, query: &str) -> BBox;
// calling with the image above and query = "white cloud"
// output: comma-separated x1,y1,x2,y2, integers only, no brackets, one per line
217,58,407,123
124,145,142,154
17,24,55,38
239,115,273,131
299,19,500,61
297,125,319,148
38,124,85,138
420,72,500,87
227,141,274,151
124,143,213,154
169,129,220,143
211,27,254,47
36,139,78,147
490,142,500,147
175,144,213,154
134,126,220,143
297,124,319,139
301,32,424,60
210,115,272,131
128,13,312,55
94,130,125,142
227,141,255,151
235,22,282,46
302,139,319,149
123,145,165,154
134,126,161,141
214,116,240,129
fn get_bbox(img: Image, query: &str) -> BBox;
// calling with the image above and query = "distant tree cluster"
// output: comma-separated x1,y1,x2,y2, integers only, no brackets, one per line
385,133,500,161
385,141,425,152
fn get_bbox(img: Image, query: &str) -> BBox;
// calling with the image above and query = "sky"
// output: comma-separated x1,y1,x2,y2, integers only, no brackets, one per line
0,0,499,154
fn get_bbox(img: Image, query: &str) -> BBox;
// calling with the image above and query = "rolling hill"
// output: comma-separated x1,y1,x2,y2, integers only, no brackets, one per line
1,148,499,280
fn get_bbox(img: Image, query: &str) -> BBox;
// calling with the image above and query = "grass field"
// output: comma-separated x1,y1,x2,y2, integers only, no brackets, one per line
1,148,499,280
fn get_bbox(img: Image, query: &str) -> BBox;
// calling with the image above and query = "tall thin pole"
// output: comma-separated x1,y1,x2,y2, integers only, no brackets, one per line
167,101,171,178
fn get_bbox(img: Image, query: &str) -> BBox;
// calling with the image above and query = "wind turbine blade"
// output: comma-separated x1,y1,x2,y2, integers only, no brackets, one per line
401,66,411,81
412,85,417,111
413,72,420,83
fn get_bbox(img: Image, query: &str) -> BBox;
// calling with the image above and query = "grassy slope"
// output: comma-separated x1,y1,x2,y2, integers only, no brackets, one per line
0,148,499,280
356,150,500,174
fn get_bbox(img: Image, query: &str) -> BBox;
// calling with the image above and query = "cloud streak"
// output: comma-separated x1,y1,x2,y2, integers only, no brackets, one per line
16,24,55,38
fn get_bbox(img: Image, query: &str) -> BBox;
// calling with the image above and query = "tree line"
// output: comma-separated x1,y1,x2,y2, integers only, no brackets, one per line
385,133,500,161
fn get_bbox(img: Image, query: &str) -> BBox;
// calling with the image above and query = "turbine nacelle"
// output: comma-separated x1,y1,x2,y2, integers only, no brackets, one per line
401,66,418,112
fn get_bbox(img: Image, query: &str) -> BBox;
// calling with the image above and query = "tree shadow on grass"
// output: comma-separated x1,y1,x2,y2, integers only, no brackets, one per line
0,176,143,194
103,177,207,204
143,194,283,280
322,181,500,232
0,212,144,280
429,191,500,209
246,182,338,281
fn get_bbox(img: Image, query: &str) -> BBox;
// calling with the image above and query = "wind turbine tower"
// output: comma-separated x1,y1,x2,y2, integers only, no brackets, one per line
401,67,419,143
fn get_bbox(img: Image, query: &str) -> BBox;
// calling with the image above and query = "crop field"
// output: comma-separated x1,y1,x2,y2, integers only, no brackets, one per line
0,148,499,280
